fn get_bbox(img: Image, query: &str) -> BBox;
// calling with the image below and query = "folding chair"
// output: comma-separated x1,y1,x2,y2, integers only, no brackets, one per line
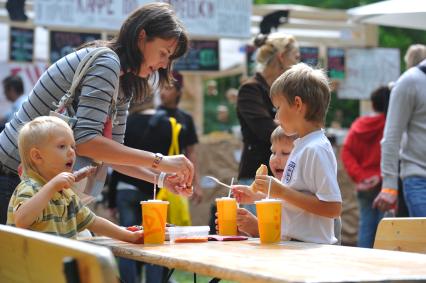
373,217,426,254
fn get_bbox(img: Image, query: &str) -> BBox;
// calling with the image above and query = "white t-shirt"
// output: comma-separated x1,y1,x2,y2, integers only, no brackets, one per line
281,129,342,244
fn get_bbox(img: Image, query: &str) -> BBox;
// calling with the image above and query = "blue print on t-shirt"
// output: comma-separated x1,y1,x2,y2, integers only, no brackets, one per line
285,161,296,184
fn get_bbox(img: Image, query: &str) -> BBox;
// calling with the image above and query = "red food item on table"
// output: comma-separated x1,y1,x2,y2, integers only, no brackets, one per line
126,225,142,232
174,236,208,243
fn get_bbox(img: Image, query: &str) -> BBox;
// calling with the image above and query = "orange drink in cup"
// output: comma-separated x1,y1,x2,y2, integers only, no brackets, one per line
141,200,169,244
216,197,237,236
255,199,282,244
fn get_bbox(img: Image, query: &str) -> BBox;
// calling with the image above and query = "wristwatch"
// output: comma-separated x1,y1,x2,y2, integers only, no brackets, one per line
152,153,163,169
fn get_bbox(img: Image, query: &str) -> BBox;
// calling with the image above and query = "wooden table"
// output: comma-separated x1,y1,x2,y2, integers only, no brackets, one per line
84,237,426,283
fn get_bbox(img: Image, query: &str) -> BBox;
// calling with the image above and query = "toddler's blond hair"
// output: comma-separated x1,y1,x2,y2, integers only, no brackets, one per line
270,126,297,144
18,116,72,174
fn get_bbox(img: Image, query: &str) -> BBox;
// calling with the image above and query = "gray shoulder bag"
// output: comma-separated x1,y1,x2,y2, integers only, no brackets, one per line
50,47,118,204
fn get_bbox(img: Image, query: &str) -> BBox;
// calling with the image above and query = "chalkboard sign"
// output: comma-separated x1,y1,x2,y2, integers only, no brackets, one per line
338,48,399,99
174,40,219,71
49,31,101,63
300,47,319,67
9,27,34,62
327,48,345,79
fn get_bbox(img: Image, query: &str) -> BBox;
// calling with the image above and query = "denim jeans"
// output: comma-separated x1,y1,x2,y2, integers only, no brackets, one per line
357,189,384,248
0,173,21,224
403,176,426,217
116,188,164,283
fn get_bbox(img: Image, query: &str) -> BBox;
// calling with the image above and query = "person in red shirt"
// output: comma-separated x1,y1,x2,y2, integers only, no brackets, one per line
341,85,390,248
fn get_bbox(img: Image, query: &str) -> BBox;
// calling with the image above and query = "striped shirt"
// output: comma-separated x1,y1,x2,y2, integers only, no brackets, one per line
0,48,129,173
7,170,96,238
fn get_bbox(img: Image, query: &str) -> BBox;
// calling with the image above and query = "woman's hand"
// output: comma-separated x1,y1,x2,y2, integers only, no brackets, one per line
232,185,265,204
163,174,193,197
159,154,194,188
236,208,259,237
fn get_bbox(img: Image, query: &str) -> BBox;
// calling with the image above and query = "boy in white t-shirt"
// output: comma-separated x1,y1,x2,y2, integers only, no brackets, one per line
231,126,296,238
233,63,342,244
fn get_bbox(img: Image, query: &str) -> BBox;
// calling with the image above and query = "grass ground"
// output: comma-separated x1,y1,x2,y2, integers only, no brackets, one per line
171,269,236,283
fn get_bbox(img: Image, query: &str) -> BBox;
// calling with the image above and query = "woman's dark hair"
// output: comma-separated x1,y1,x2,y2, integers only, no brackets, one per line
371,86,391,115
80,3,188,102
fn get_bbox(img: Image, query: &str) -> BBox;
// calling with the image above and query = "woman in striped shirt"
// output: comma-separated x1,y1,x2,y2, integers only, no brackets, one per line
0,2,194,224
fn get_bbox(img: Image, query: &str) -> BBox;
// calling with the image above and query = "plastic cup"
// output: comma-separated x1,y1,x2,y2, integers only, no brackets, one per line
216,197,237,236
255,199,282,244
140,200,169,244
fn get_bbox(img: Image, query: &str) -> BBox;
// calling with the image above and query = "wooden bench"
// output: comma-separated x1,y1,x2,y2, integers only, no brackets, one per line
0,224,119,283
374,217,426,254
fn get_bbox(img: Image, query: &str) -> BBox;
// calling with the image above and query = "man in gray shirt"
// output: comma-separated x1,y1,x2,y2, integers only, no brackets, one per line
373,59,426,216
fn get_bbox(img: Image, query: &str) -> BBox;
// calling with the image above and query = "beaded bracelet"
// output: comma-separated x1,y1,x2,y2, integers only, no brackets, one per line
158,172,167,188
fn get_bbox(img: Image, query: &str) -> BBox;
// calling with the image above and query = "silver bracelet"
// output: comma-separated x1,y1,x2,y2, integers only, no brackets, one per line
158,172,167,188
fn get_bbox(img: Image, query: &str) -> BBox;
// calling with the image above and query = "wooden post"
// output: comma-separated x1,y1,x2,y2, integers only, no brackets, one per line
181,73,204,135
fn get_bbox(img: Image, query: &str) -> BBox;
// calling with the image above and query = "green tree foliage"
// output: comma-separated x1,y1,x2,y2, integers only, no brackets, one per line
203,75,241,134
253,0,426,127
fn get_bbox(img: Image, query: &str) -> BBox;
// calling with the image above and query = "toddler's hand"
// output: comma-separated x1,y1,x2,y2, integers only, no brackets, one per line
50,172,75,192
236,208,259,237
215,210,256,237
232,185,265,204
127,230,144,244
214,212,219,234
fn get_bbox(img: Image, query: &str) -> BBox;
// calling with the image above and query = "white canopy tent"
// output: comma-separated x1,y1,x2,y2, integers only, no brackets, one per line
348,0,426,30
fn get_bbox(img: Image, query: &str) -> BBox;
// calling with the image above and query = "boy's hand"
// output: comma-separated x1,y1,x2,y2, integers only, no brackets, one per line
236,208,259,237
232,185,265,204
254,175,283,199
50,172,75,192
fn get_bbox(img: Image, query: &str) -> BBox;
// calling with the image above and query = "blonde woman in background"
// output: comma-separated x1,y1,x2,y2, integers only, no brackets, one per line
236,33,300,214
404,44,426,68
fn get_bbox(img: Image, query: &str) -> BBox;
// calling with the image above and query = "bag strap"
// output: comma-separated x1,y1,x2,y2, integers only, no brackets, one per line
418,65,426,75
54,47,119,122
168,117,182,155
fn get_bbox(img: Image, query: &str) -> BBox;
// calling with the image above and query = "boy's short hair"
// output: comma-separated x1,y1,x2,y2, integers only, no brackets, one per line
18,116,72,174
270,126,297,144
270,63,331,124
